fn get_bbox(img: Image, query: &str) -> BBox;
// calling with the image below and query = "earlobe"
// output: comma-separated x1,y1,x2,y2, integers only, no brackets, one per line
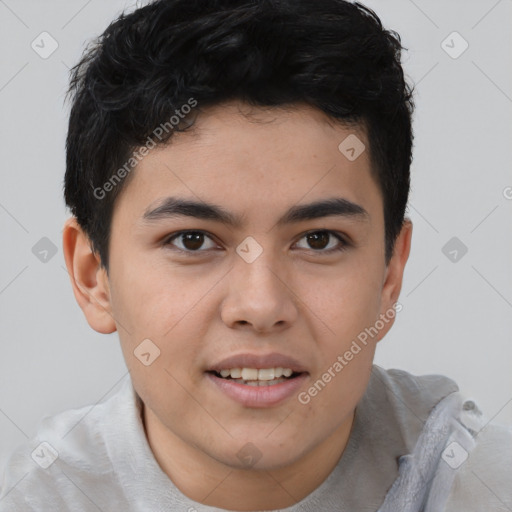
62,217,117,334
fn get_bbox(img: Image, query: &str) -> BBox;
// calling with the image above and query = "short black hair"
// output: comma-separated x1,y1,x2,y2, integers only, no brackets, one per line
64,0,414,272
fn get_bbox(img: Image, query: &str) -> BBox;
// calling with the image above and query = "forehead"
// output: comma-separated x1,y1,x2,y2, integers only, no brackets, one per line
112,101,382,229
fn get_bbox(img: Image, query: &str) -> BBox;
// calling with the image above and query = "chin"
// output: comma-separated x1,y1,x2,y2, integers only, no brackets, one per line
209,437,307,471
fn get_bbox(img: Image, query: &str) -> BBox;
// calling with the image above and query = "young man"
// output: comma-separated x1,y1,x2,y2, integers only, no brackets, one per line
1,0,510,510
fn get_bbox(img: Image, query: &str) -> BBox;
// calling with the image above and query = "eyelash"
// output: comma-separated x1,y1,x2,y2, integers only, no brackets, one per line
162,229,350,256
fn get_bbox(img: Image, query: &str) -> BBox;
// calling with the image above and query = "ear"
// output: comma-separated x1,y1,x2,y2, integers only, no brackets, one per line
62,217,117,334
375,218,413,342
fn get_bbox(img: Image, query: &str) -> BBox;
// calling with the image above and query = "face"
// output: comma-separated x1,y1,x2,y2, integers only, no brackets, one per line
67,100,411,473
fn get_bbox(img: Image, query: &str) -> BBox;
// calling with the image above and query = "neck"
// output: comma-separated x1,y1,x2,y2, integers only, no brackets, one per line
143,405,354,511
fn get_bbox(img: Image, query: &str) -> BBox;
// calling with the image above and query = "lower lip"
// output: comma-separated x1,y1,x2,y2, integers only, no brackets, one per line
206,372,308,408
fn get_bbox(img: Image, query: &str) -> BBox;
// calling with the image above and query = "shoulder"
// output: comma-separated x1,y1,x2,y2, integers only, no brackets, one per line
444,410,512,511
380,366,512,510
372,366,512,511
0,375,136,511
371,364,460,407
365,365,460,450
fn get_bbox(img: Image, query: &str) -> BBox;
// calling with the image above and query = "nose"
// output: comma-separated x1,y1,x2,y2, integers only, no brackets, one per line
220,249,299,334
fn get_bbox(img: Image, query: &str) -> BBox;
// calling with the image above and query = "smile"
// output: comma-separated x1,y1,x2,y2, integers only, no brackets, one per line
206,369,308,407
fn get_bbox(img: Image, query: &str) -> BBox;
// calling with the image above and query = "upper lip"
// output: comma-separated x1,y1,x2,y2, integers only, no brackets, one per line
207,352,309,373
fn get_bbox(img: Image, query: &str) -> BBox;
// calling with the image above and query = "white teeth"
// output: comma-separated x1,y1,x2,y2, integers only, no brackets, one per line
241,368,259,380
258,368,275,381
216,367,295,380
238,378,287,387
230,368,242,378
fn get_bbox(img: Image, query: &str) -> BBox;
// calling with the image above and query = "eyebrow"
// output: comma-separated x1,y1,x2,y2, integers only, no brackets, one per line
142,196,370,228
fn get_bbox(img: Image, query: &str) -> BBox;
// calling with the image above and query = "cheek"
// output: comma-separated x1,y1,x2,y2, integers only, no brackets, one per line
305,346,375,435
110,252,210,334
304,264,383,347
110,256,223,392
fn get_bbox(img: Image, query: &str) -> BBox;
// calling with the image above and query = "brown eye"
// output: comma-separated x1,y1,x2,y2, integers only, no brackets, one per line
306,232,330,250
181,232,205,250
165,231,217,252
295,230,348,253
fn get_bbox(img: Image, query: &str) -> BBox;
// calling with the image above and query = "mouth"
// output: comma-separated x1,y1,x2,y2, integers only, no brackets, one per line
205,353,309,407
206,367,305,387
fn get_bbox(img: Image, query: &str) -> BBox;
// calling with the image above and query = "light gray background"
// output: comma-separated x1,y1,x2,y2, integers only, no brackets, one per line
1,0,511,473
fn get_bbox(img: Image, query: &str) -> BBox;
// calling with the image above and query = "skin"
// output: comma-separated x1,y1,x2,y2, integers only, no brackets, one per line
63,100,412,510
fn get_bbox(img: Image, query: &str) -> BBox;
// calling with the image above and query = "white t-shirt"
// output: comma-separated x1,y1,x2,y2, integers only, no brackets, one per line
1,365,511,511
